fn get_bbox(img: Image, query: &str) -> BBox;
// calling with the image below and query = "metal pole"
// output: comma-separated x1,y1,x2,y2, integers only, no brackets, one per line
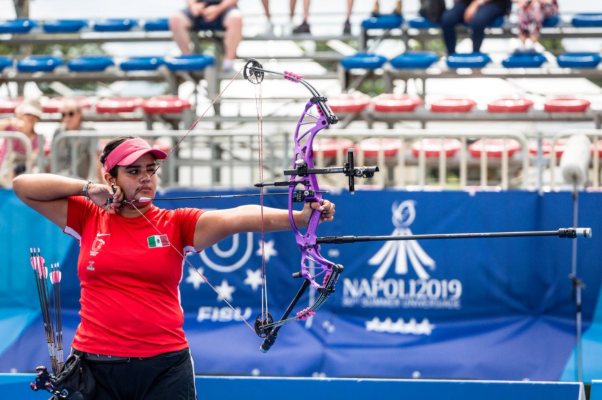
570,185,584,382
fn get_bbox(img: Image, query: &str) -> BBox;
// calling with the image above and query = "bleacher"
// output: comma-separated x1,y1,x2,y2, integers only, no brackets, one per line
0,7,601,192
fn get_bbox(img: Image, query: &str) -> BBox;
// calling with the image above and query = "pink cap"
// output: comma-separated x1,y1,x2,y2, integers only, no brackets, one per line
103,138,167,171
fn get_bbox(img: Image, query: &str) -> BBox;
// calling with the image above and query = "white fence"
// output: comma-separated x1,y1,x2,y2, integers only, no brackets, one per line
2,128,601,191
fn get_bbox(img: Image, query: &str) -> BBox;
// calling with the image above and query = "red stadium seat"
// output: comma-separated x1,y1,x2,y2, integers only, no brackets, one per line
355,138,403,158
411,138,462,158
430,98,477,113
543,97,590,113
371,94,422,113
528,139,566,158
328,94,371,114
312,138,354,158
142,96,191,114
468,139,521,158
96,97,143,113
487,98,534,113
0,98,22,114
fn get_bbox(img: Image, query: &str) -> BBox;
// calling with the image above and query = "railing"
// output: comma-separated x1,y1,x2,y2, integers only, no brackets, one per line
47,128,529,190
1,128,595,191
50,130,290,187
0,131,37,187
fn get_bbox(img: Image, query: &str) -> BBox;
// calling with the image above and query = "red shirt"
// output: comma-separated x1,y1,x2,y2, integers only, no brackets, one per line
65,196,202,357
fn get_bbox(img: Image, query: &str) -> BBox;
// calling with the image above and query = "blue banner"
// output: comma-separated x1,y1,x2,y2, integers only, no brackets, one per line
0,189,601,381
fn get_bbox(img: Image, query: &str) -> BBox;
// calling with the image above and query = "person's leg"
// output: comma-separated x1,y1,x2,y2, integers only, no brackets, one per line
292,0,311,33
261,0,271,20
466,2,506,53
439,3,466,55
372,0,380,16
302,0,311,23
290,0,297,20
343,0,353,34
144,351,196,400
222,8,243,63
529,2,544,44
260,0,274,35
169,10,194,55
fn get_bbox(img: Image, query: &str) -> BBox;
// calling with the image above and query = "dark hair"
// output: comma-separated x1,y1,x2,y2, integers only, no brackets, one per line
99,136,135,177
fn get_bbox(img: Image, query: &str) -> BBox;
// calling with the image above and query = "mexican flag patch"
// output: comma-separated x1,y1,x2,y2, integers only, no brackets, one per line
147,234,170,248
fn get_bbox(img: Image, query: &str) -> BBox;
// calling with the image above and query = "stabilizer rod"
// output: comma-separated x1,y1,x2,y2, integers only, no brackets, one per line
317,228,592,244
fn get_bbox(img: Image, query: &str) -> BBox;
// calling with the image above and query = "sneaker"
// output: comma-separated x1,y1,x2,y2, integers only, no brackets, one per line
221,59,234,73
292,21,311,34
259,21,274,36
343,19,351,35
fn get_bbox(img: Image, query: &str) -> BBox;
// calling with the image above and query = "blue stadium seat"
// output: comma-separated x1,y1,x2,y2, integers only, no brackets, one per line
16,55,63,73
408,17,439,29
119,56,164,71
390,51,439,69
340,53,388,70
143,18,170,31
446,53,491,69
571,13,602,27
67,55,115,72
164,55,215,71
0,56,12,72
556,52,602,69
42,19,88,33
502,52,546,68
0,18,36,34
92,18,137,32
361,14,404,30
542,15,560,27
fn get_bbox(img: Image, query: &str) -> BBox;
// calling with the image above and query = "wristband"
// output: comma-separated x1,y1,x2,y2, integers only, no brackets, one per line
82,180,93,199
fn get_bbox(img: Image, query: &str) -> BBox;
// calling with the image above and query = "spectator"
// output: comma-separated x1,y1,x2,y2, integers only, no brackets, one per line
516,0,558,51
0,98,42,184
52,98,96,179
169,0,243,72
290,0,355,35
440,0,511,55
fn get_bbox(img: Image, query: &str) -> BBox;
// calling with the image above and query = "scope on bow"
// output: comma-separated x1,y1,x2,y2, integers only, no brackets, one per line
280,149,379,193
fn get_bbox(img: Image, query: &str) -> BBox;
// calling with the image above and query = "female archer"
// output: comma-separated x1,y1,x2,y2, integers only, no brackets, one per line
13,136,335,400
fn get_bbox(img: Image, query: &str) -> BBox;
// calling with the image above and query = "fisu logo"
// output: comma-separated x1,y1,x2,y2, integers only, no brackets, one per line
369,200,435,279
199,232,254,273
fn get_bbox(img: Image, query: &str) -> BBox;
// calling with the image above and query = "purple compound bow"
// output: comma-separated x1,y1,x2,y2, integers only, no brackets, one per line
243,59,379,351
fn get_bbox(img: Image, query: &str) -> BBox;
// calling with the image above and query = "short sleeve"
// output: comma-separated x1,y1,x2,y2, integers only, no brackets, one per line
65,196,94,238
174,208,204,247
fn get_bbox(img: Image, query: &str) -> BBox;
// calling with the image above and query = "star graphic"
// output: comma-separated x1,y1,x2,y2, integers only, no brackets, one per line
185,266,206,290
244,269,263,291
255,240,277,262
215,279,235,302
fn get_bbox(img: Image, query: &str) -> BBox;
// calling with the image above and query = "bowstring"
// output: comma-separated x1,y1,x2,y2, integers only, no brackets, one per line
254,71,269,325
